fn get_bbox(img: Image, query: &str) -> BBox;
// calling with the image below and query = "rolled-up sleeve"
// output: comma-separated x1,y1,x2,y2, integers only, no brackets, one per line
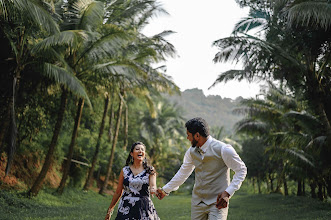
222,145,247,196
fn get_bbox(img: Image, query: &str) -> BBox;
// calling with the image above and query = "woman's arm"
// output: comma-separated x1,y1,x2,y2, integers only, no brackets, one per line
105,169,124,220
149,169,157,197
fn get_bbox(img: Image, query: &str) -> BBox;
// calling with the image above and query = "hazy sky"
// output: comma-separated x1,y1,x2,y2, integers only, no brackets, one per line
143,0,262,99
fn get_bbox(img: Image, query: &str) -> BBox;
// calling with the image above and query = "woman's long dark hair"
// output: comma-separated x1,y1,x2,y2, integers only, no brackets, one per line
125,142,155,175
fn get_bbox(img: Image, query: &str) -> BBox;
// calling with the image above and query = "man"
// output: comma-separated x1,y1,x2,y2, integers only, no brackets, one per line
156,117,247,220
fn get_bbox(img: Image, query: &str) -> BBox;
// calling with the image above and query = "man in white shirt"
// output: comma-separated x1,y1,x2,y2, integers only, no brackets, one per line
156,117,247,220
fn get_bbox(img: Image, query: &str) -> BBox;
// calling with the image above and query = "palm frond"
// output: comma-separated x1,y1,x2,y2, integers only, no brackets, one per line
285,148,314,167
78,25,129,65
32,30,88,53
145,66,179,94
285,1,331,30
94,61,138,78
78,0,104,30
213,34,305,73
283,110,321,133
272,131,310,148
135,1,168,30
43,63,92,107
305,135,327,149
209,70,248,89
148,30,177,60
233,14,268,34
106,0,157,25
234,98,284,120
266,86,297,109
235,118,269,134
8,0,59,34
142,91,157,118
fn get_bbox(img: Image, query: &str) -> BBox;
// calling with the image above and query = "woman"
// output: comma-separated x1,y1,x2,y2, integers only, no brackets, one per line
105,142,160,220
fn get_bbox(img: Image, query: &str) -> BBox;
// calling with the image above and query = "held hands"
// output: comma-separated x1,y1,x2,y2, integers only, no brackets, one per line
216,191,230,209
156,187,167,200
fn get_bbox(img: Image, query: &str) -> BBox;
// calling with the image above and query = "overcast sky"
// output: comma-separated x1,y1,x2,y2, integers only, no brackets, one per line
143,0,262,99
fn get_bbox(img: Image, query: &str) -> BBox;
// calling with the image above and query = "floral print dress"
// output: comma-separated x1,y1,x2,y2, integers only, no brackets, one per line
115,166,160,220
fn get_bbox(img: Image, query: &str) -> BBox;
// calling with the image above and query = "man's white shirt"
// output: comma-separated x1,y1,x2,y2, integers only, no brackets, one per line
162,136,247,196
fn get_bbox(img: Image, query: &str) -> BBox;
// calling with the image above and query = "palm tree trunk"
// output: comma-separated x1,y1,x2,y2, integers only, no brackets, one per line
310,181,317,198
326,177,331,198
269,174,274,192
306,68,331,141
83,93,109,191
5,27,28,175
99,90,124,195
283,176,288,196
318,182,324,201
0,103,10,152
57,98,84,194
275,162,284,193
123,93,128,150
257,177,261,194
297,179,302,196
108,90,115,143
5,75,20,176
28,88,68,197
316,102,331,138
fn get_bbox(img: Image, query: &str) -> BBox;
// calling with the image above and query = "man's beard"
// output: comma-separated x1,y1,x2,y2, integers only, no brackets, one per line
191,138,198,148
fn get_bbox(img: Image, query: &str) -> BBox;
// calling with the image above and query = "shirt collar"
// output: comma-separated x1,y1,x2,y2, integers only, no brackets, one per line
200,135,212,152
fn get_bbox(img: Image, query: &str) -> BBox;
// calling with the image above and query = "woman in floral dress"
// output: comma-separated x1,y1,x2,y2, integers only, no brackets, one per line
105,142,160,220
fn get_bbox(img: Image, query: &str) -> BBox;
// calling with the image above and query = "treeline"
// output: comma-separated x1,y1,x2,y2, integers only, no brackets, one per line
0,0,187,197
212,0,331,201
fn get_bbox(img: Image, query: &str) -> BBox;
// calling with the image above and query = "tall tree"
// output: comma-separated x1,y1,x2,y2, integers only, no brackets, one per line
28,87,68,196
29,0,120,196
57,98,85,194
212,0,331,198
0,0,59,175
84,92,110,191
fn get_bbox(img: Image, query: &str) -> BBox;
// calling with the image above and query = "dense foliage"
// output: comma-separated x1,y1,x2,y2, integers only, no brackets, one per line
212,0,331,201
0,0,187,196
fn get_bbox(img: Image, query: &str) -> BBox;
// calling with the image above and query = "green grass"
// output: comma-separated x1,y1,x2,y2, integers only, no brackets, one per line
228,191,331,220
0,189,110,220
1,189,330,220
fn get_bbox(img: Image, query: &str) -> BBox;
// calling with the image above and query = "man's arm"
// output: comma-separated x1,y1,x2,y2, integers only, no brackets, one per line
216,144,247,209
157,148,195,200
222,145,247,196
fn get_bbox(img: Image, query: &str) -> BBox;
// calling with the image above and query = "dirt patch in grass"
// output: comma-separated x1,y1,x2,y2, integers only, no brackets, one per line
0,152,61,190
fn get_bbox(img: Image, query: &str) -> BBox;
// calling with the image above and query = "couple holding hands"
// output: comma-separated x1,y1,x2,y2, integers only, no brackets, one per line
105,117,247,220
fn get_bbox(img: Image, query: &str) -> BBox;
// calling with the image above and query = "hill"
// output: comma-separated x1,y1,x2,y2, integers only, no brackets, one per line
165,88,244,133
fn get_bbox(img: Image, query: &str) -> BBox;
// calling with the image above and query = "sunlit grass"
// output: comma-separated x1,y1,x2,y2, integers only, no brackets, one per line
1,188,330,220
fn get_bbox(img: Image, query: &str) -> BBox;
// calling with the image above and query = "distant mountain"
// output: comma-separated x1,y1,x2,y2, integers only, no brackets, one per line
165,88,244,133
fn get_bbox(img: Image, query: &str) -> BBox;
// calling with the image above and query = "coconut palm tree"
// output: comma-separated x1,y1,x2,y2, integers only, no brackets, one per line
28,0,131,196
212,0,331,136
139,99,185,167
0,0,59,174
235,83,327,197
212,0,331,198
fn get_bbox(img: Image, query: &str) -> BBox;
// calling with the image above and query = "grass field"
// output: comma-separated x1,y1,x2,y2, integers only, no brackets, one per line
1,189,330,220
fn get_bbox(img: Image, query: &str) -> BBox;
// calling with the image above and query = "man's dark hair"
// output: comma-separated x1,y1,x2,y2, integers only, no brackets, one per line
185,117,209,137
